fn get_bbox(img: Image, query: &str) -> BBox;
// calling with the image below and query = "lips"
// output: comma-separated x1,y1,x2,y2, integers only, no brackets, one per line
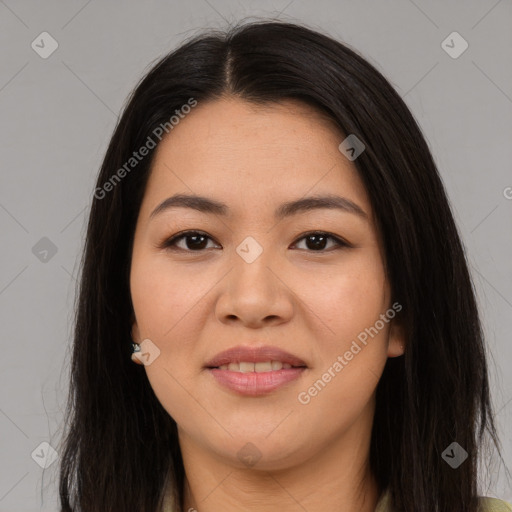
204,345,307,369
205,345,307,396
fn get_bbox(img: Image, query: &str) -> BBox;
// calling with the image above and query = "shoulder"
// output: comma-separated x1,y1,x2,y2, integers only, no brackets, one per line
477,496,512,512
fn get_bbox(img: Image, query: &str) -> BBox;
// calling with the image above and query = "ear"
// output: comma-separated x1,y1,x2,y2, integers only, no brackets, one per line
131,321,140,343
387,317,406,358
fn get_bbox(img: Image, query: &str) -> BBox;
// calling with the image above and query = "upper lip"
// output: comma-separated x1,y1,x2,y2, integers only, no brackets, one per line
204,345,307,368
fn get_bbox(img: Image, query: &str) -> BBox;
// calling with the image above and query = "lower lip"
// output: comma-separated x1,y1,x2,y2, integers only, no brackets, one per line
207,367,306,396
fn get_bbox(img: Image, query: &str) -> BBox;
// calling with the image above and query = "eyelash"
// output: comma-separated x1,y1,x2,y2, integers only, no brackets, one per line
159,230,351,253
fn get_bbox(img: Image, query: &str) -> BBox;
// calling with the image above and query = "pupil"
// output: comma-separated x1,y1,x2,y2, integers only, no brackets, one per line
307,234,326,250
187,235,207,250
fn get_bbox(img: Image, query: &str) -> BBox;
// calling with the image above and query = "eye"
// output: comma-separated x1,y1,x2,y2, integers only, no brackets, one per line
292,231,350,252
159,230,350,253
160,230,220,252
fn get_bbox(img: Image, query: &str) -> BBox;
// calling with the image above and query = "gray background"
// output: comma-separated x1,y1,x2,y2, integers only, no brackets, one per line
1,0,511,510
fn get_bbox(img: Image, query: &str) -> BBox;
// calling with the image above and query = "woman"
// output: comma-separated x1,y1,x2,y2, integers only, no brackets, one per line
58,20,511,511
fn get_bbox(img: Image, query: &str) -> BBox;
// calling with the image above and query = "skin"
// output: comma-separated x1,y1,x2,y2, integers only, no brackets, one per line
130,96,405,512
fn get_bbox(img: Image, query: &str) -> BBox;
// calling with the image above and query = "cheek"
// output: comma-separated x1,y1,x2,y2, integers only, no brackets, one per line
297,250,390,413
303,250,388,351
130,257,209,424
130,254,210,338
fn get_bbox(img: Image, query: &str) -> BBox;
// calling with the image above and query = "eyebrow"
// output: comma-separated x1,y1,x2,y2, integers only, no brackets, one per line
149,193,368,221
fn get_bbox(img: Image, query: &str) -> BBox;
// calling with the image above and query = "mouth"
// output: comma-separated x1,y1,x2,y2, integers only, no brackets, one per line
211,361,306,372
204,344,308,370
204,345,308,396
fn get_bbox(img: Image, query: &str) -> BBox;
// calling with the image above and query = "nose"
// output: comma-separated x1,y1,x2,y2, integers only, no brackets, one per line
214,244,294,329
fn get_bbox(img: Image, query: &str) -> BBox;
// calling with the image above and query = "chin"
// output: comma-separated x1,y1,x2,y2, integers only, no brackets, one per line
206,431,310,471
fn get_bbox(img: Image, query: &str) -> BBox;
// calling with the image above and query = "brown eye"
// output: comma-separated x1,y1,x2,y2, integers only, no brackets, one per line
292,232,349,252
160,230,349,253
162,231,219,251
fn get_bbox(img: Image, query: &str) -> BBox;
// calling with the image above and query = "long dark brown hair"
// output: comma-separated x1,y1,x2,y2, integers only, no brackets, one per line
58,19,507,511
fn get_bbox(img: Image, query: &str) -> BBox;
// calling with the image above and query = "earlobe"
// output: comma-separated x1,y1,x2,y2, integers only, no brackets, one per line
387,321,406,358
130,323,144,365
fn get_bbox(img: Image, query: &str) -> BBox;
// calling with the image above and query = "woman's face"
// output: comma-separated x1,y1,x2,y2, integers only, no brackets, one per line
130,96,404,470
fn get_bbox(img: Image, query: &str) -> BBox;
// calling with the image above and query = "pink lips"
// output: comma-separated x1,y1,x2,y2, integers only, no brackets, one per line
204,345,307,396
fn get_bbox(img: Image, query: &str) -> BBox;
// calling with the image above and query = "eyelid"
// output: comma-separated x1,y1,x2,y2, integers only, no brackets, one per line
292,230,352,250
157,229,219,251
158,229,353,253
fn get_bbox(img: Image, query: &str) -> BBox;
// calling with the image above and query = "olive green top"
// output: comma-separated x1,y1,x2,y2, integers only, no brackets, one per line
374,488,512,512
163,487,512,511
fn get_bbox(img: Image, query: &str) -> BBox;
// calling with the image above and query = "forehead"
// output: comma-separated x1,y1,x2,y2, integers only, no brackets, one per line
140,96,371,221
